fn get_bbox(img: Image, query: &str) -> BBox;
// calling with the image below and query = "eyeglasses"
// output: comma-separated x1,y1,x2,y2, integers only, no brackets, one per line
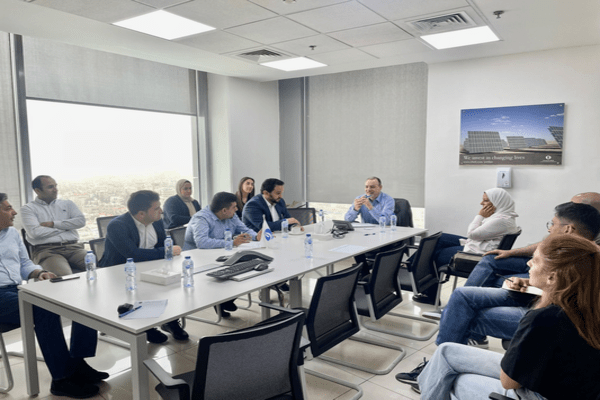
546,220,567,230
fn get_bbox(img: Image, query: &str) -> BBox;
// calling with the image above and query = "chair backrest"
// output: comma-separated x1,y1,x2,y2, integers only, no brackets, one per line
393,198,414,228
287,207,317,226
20,228,34,258
305,263,362,358
166,226,187,247
401,231,443,293
497,228,522,250
361,247,405,319
191,311,305,400
96,216,117,238
89,238,106,262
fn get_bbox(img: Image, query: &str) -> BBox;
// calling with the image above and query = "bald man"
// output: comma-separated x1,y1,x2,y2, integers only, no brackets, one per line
463,192,600,288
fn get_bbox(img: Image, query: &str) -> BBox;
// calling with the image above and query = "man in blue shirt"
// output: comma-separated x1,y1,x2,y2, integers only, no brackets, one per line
344,177,395,224
183,192,260,250
0,193,106,398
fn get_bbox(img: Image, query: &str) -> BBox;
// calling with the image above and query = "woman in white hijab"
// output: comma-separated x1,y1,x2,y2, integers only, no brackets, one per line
163,179,201,229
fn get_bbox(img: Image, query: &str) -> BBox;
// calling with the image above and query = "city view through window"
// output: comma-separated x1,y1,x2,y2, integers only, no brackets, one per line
26,100,196,241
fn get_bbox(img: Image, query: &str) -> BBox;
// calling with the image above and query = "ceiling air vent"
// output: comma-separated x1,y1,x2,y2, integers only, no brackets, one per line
237,49,285,63
407,11,477,34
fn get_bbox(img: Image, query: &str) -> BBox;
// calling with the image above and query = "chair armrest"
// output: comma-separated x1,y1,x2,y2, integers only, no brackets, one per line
489,392,513,400
258,302,304,315
143,358,190,399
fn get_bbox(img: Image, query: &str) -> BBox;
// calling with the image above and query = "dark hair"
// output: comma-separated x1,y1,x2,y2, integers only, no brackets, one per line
127,190,160,215
210,192,238,214
366,176,382,185
235,177,255,211
0,193,7,203
261,178,284,194
555,202,600,240
32,175,52,191
537,234,600,349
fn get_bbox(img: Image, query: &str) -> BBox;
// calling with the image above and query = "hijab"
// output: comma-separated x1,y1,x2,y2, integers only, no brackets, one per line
484,188,518,219
176,179,197,217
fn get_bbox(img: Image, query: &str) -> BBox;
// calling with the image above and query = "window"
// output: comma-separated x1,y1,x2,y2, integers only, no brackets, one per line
26,100,196,240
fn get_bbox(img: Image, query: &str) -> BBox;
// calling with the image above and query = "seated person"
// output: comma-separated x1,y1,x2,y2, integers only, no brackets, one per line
162,179,201,229
465,193,600,288
183,192,261,317
0,192,107,399
99,190,188,343
344,176,394,225
235,176,255,219
242,178,301,232
414,234,600,400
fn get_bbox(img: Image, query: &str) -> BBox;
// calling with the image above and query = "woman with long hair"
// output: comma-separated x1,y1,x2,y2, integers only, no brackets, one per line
416,234,600,400
235,177,255,219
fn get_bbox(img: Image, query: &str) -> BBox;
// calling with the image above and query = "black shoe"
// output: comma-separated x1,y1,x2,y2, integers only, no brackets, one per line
51,377,99,399
161,320,189,341
411,382,421,394
221,300,238,312
395,357,428,384
214,306,230,318
412,294,440,305
146,327,168,344
278,282,289,292
71,359,109,383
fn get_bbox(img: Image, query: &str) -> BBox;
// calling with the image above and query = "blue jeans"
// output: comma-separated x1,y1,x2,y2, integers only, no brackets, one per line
436,287,530,345
0,285,98,380
434,233,465,267
418,343,546,400
464,254,531,287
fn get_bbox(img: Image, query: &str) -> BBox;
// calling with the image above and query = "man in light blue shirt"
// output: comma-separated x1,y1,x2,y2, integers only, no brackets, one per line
344,177,395,224
183,192,261,250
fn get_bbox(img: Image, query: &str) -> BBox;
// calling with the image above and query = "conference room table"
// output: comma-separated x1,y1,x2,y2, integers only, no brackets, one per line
18,224,427,400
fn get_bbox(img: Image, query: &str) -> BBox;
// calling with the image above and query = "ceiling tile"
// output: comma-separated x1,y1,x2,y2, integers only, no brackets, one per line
133,0,192,8
248,0,350,15
175,30,261,54
167,0,277,29
357,0,469,21
287,1,386,33
329,22,412,47
225,17,319,45
271,35,350,56
309,48,377,65
360,38,432,58
31,0,155,23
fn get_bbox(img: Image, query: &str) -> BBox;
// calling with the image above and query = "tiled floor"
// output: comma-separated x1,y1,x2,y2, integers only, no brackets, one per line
0,261,507,399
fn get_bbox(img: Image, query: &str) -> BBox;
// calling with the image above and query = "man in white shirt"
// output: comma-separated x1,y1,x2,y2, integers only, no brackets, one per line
21,175,87,276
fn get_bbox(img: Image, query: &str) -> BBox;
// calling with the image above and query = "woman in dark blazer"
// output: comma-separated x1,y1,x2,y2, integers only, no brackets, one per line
163,179,201,229
235,176,255,219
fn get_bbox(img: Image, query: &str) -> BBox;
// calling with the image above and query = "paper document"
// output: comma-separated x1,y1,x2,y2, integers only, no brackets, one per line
329,244,367,254
501,281,543,296
351,223,377,228
121,299,168,319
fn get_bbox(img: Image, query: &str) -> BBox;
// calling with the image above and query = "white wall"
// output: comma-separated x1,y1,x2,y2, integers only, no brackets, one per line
425,45,600,247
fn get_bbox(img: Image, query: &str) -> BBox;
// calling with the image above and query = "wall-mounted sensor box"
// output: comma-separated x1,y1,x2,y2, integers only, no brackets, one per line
497,167,512,188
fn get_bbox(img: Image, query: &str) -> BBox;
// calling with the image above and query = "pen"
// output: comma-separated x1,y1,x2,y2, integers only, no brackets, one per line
364,233,376,236
495,273,514,283
119,305,142,318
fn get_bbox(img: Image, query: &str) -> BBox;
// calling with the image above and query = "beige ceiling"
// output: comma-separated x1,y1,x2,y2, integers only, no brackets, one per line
1,0,599,82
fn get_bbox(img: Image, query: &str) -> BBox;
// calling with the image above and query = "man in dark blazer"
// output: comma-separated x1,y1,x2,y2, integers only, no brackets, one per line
242,178,302,232
99,190,188,343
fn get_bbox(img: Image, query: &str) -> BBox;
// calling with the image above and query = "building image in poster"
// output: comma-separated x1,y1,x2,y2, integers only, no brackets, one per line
460,103,564,165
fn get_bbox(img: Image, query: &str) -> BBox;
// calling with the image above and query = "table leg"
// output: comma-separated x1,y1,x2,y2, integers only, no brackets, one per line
19,295,39,396
326,263,334,275
260,288,271,320
289,277,302,309
129,333,150,400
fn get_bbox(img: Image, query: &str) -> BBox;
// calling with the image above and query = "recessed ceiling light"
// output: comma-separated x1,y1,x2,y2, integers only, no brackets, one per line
260,57,327,72
113,10,215,40
421,26,499,50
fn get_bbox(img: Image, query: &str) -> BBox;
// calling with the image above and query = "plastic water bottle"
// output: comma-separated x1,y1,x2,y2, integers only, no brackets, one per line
182,256,194,288
304,234,313,259
282,219,289,238
224,229,233,251
379,214,386,233
390,214,398,232
85,251,97,281
164,235,173,260
124,258,137,292
319,209,325,222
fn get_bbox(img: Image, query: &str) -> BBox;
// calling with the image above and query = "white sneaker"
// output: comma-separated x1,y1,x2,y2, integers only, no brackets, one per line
467,338,489,349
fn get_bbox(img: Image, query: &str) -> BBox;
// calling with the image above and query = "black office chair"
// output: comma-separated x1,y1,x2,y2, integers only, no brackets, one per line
144,308,306,400
398,232,444,308
96,216,117,238
393,198,415,249
355,247,439,342
89,237,106,262
20,228,34,258
287,207,317,226
166,226,187,247
0,323,44,393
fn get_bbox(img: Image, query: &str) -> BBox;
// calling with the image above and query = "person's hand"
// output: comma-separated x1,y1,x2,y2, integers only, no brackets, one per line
31,270,56,280
506,277,529,292
256,230,262,241
233,233,251,247
172,246,182,256
484,249,510,259
479,204,496,218
287,218,301,227
353,198,365,211
40,221,54,228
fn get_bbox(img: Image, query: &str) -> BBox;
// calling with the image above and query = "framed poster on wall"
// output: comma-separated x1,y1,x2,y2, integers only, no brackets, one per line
459,103,564,165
